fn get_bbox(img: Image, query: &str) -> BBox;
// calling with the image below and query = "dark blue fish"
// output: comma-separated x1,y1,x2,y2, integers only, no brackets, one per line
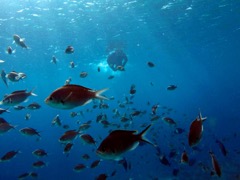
6,46,15,54
151,104,159,115
159,155,171,166
168,149,177,158
65,45,74,54
147,61,155,67
167,85,177,90
216,139,227,156
96,114,104,123
129,84,136,95
18,172,30,179
1,70,8,88
174,128,185,134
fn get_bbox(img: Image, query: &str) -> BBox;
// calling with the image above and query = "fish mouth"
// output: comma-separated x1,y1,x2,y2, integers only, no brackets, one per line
44,98,49,104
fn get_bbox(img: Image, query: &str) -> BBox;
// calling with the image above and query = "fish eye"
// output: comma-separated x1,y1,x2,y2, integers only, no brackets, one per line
49,96,53,101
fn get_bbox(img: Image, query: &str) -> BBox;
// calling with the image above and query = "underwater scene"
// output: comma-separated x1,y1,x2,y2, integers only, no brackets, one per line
0,0,240,179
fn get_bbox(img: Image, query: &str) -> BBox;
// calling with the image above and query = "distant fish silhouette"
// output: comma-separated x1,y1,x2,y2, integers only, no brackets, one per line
216,139,227,156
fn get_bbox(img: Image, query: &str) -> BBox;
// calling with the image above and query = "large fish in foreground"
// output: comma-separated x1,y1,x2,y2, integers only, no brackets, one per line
188,111,207,147
45,84,109,109
96,125,154,161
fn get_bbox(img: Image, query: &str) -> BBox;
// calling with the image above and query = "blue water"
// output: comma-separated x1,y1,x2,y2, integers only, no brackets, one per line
1,0,240,179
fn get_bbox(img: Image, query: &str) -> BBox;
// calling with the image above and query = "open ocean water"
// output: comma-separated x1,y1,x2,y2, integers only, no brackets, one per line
0,0,240,179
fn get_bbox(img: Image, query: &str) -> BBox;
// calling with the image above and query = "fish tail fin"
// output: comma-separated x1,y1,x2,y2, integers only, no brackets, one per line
139,124,156,147
198,109,207,121
95,88,109,100
77,129,82,134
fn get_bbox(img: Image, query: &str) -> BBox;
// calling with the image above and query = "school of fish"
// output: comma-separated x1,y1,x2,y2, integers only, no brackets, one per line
0,33,233,180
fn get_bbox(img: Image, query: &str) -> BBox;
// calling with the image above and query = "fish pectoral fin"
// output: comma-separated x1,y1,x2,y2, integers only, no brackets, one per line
129,142,139,151
62,92,73,104
83,99,92,106
15,76,20,81
20,38,25,42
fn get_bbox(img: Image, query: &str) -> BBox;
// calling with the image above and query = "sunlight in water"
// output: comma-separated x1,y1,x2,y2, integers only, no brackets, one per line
90,59,122,76
97,60,109,73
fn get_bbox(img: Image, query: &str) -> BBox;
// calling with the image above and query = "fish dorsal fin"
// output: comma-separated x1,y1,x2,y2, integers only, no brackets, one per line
83,99,92,106
64,84,91,90
12,90,27,94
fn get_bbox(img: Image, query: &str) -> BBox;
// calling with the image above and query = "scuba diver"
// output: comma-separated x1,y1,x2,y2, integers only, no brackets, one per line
107,49,128,71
